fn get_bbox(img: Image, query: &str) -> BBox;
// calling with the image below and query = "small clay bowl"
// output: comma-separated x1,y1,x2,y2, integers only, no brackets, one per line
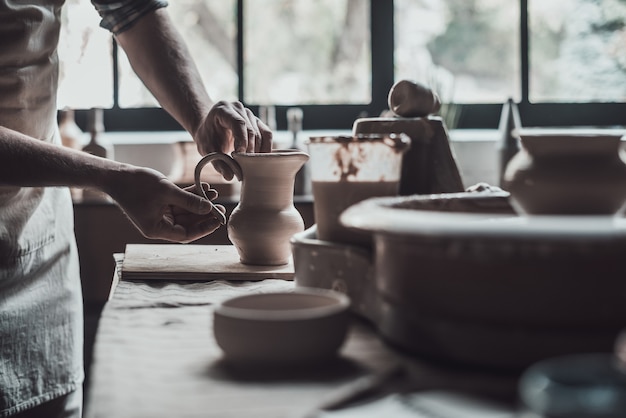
213,288,350,366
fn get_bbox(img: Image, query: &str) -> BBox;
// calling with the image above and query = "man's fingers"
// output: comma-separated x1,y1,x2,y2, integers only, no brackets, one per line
165,185,216,216
215,102,249,153
212,160,235,181
257,119,273,153
244,108,260,152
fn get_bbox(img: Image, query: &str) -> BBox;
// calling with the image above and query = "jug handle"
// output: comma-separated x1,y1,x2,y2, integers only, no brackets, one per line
194,153,243,225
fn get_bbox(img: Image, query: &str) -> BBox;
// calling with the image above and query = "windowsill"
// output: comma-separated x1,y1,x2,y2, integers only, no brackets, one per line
90,127,626,192
94,126,626,146
95,129,355,148
448,127,626,141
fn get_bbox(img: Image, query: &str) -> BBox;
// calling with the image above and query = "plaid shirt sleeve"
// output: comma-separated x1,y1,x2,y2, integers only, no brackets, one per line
91,0,169,35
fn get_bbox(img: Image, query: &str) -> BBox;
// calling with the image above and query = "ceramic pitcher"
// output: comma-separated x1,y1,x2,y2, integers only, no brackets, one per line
195,150,309,265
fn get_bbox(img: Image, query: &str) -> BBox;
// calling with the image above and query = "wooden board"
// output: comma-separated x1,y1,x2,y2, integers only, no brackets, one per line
121,244,294,281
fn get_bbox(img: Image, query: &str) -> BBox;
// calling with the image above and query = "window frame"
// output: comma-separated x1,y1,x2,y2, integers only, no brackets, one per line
74,0,625,132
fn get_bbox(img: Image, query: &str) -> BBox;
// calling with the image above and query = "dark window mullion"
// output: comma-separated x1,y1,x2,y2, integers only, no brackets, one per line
520,0,529,105
371,0,395,116
112,36,120,109
237,0,244,102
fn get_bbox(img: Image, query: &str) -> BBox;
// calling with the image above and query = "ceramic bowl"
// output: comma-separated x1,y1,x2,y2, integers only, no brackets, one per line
213,288,350,366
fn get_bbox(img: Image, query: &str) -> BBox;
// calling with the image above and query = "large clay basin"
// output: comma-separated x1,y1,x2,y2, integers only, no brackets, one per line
293,191,626,371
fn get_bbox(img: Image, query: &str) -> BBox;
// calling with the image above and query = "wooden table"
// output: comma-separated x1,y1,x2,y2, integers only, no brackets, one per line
85,255,521,418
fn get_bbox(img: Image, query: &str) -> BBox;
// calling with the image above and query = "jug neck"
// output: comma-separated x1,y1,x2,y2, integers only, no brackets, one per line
233,151,308,208
239,177,295,209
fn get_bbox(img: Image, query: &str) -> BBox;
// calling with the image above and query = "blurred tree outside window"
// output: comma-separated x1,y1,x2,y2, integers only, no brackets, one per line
395,0,626,105
244,0,371,105
59,0,368,109
57,0,113,109
395,0,520,105
118,0,238,108
529,0,626,103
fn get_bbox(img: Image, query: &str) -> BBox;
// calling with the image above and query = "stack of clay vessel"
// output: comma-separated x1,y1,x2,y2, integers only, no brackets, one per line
353,79,465,195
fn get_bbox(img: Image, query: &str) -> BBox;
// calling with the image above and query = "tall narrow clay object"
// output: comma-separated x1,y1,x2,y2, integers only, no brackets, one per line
497,98,522,187
353,80,464,195
195,150,309,265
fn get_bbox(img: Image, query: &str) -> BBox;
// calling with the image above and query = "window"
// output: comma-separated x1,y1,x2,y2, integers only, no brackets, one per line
118,0,238,107
57,0,625,132
57,0,113,109
395,0,520,104
243,0,370,105
529,0,626,103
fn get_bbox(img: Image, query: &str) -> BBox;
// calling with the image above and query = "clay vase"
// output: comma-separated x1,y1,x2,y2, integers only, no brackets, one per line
195,150,309,265
503,133,626,215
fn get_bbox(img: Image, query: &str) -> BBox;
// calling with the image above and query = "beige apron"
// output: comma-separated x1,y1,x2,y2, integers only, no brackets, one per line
0,0,84,415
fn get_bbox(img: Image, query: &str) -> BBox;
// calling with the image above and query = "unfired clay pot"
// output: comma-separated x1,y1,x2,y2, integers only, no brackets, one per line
213,288,350,366
195,150,309,265
503,133,626,215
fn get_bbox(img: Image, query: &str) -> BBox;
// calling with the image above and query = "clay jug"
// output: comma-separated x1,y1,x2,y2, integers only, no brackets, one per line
195,150,309,265
503,133,626,215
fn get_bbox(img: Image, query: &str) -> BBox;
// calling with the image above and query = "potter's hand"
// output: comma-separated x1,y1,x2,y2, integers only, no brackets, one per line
106,167,226,243
194,101,273,180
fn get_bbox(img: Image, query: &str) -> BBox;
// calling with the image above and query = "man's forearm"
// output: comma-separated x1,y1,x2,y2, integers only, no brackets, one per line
0,126,129,193
115,8,214,138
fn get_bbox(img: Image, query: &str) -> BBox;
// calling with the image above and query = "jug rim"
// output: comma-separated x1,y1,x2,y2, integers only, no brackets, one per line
232,149,308,158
